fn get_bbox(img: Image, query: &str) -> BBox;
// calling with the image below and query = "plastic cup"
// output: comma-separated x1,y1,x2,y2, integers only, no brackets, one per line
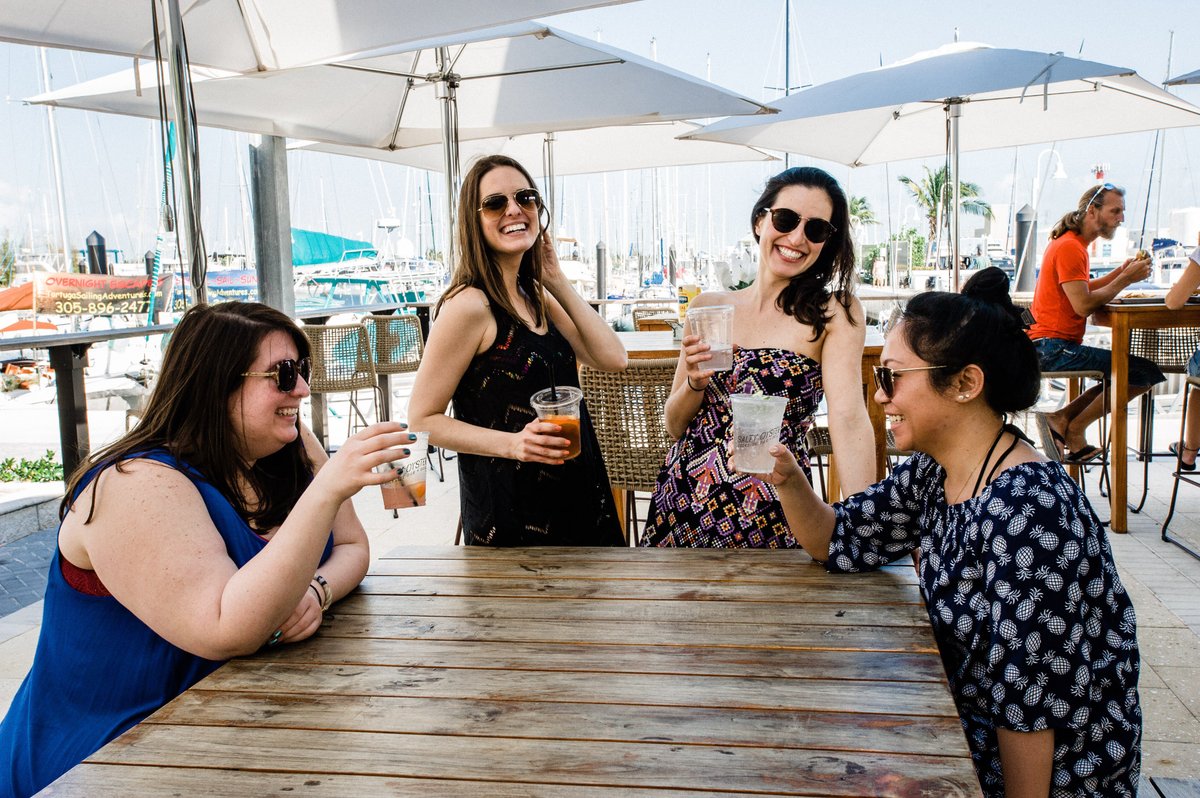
688,304,734,371
378,432,428,509
730,393,789,474
530,386,583,460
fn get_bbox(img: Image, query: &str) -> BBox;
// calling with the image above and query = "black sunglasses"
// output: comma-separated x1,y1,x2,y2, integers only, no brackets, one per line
1084,182,1118,211
242,357,311,393
757,207,837,244
478,188,543,217
872,364,945,399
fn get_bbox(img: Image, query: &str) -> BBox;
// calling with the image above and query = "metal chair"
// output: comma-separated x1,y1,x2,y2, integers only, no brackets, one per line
303,323,383,450
579,358,676,545
1036,369,1108,500
1128,327,1200,512
804,425,909,502
1161,374,1200,562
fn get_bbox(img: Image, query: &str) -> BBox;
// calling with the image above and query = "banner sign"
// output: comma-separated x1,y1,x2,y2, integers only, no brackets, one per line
206,269,259,302
35,272,176,316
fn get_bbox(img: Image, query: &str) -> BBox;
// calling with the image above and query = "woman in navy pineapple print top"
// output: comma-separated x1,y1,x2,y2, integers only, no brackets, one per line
409,155,626,545
746,268,1140,796
643,167,875,548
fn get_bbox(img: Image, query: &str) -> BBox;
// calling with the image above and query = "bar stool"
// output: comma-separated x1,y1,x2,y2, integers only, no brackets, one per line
1162,374,1200,561
579,358,676,545
804,425,909,502
1127,327,1200,512
1035,369,1108,498
302,323,383,451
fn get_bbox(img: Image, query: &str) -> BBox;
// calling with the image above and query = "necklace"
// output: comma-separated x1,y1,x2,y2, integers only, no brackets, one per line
949,422,1007,504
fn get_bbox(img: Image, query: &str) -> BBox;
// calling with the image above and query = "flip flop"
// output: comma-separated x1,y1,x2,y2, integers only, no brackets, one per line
1168,441,1198,472
1064,445,1103,465
1034,413,1065,462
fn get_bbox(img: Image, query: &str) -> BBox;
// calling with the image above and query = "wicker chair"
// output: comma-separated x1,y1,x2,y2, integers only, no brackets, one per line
579,358,676,545
1162,374,1200,561
804,425,909,502
303,323,383,450
1128,327,1200,512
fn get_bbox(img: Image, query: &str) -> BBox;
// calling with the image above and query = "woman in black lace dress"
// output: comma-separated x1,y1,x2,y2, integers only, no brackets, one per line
409,155,626,546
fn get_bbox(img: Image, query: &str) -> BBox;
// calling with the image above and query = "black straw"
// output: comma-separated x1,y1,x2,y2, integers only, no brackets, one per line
549,364,558,400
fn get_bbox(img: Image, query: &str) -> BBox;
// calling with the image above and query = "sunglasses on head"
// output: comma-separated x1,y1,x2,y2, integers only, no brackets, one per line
1084,182,1118,211
872,364,945,399
242,357,311,393
478,188,543,217
758,207,837,244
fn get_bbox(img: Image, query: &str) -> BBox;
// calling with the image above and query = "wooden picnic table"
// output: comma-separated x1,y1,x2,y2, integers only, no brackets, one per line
46,546,980,796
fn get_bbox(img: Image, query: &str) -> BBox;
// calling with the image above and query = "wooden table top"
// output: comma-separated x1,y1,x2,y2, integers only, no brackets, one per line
48,546,979,797
617,330,680,359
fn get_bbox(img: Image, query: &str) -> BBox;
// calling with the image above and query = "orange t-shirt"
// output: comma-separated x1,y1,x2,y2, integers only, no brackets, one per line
1028,230,1089,343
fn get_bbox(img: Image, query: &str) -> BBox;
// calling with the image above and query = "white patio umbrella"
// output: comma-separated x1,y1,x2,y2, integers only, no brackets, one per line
0,0,638,73
1166,68,1200,86
688,42,1200,288
30,22,770,266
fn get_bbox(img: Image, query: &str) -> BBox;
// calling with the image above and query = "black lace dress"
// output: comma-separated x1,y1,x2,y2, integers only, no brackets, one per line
451,304,623,546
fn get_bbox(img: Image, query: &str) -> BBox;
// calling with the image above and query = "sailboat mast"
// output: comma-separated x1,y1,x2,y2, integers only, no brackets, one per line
783,1,791,169
38,48,73,270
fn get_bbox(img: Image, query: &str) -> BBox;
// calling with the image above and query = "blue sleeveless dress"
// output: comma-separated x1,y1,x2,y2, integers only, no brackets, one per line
0,450,333,797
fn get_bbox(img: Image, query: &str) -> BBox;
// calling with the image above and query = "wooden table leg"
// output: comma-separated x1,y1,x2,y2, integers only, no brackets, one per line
1110,320,1131,533
612,486,629,544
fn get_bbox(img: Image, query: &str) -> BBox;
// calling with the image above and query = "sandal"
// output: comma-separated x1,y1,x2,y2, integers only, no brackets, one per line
1035,413,1066,462
1064,444,1103,465
1169,441,1198,472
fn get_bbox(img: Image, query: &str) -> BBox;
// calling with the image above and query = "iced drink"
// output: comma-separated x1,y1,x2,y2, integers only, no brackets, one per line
530,386,584,461
379,431,429,509
688,305,734,371
730,394,789,474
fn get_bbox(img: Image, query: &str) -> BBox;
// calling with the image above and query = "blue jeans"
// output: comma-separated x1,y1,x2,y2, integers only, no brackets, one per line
1188,348,1200,379
1033,337,1166,388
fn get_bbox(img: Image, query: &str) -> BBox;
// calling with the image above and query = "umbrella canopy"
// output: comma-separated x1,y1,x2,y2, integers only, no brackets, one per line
0,318,58,334
0,283,33,312
0,0,637,73
289,121,777,176
30,23,768,150
1166,67,1200,86
689,42,1200,284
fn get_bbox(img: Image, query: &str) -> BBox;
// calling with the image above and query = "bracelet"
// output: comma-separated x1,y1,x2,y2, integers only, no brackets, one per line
312,574,333,612
307,583,324,610
686,375,705,392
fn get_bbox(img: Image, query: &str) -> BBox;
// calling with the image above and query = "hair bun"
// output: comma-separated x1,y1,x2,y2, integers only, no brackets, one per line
960,266,1031,329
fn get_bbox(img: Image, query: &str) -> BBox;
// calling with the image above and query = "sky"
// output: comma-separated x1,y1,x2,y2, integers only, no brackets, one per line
2,0,1200,266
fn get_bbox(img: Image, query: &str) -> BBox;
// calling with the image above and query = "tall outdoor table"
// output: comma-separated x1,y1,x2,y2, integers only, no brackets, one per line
1092,300,1200,533
46,546,980,796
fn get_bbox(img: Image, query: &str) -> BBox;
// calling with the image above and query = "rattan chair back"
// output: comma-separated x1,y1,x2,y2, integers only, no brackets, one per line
579,358,676,492
303,323,378,393
805,425,907,458
1130,327,1200,374
364,314,424,375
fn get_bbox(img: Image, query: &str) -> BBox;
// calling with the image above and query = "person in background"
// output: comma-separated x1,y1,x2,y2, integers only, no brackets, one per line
1029,183,1164,463
408,154,627,546
1163,240,1200,470
0,302,409,797
642,166,874,548
746,268,1141,797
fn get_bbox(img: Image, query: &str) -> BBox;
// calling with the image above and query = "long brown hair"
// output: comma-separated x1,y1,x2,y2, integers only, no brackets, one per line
436,155,550,326
1049,183,1124,239
750,166,857,342
62,302,313,529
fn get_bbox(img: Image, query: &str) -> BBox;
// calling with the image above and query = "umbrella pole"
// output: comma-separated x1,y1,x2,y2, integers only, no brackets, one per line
948,99,962,291
435,48,460,273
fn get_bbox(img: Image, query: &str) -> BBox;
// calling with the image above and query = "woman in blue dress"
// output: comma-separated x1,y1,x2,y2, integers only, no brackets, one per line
0,302,411,797
747,268,1141,797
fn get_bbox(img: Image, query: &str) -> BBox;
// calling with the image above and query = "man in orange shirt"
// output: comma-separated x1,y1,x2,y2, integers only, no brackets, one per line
1028,183,1163,463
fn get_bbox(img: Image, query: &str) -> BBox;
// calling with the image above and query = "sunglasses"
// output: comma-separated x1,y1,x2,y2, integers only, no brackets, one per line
242,357,311,393
872,364,945,399
478,188,543,217
1084,182,1118,211
757,207,837,244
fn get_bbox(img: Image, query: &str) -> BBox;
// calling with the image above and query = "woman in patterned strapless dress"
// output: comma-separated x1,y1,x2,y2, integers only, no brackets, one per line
643,167,875,548
409,155,626,546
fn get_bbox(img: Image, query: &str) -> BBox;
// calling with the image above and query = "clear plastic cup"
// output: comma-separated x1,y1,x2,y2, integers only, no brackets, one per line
688,304,734,371
530,386,583,460
379,431,428,509
730,393,789,474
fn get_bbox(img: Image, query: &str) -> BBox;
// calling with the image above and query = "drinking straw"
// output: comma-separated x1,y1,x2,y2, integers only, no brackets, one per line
549,364,558,400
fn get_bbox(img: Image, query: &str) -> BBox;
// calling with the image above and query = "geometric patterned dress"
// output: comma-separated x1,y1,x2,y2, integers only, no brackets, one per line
828,454,1141,797
641,346,822,548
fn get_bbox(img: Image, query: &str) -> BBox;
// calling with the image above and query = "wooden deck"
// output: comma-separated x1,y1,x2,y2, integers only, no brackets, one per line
46,546,981,797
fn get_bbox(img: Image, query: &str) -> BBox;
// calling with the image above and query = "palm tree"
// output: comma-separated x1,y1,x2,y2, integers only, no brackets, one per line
898,166,992,246
848,195,877,229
